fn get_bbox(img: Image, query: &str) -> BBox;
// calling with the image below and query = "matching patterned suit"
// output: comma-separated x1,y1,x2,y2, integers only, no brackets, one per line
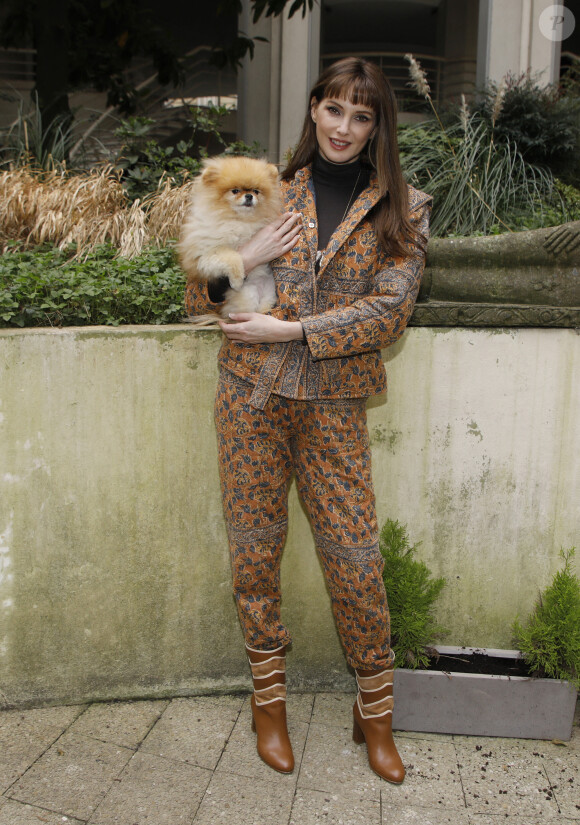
185,166,431,670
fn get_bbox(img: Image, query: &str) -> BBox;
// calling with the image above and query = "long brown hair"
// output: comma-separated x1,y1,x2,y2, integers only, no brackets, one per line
282,57,417,257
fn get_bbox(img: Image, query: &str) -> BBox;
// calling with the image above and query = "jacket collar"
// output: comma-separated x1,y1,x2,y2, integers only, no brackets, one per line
290,165,383,274
286,166,431,274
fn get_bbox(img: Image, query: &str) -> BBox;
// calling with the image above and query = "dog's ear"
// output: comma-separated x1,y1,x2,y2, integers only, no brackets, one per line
200,162,220,185
265,163,280,184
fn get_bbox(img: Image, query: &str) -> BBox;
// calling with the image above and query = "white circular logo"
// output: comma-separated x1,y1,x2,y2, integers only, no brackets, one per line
539,5,576,41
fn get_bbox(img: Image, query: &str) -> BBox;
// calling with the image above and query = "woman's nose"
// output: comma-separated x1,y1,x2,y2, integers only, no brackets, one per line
336,117,349,135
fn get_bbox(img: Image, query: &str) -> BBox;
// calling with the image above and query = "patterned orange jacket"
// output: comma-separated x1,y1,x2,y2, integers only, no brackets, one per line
184,165,432,409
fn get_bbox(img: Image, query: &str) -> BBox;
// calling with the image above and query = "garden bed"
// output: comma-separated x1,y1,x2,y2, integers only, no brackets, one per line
393,647,578,741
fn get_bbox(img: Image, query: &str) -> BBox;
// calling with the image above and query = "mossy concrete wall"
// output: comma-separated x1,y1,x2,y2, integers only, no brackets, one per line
1,326,578,708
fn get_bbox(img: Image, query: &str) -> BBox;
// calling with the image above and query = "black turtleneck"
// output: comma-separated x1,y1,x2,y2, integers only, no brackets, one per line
312,152,371,251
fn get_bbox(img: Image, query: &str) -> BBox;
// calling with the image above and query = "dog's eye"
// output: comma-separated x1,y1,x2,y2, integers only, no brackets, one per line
252,189,260,195
231,188,240,195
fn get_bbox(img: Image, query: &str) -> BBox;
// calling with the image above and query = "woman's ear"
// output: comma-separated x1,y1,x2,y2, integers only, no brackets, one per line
310,97,319,123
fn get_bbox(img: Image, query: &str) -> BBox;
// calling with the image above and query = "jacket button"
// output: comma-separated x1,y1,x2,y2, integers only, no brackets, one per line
308,221,315,228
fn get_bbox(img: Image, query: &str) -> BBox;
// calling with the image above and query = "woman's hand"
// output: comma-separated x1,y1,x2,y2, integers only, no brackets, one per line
239,212,302,274
218,313,304,344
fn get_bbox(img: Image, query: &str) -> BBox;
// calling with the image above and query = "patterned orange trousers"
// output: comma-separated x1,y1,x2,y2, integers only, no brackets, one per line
215,370,394,670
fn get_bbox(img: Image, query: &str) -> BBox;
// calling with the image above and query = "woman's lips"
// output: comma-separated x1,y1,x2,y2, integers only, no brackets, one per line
329,138,350,149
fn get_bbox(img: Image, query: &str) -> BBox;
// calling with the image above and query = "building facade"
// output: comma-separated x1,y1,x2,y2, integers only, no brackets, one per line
238,0,575,163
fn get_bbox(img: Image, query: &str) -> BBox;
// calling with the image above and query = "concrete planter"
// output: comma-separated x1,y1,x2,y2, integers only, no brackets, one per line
393,647,578,741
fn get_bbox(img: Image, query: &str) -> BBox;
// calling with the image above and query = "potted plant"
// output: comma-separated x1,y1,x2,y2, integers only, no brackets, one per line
383,521,579,740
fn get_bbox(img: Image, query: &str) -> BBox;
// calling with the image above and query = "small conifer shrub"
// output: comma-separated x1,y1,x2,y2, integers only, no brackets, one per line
380,519,446,669
512,548,580,687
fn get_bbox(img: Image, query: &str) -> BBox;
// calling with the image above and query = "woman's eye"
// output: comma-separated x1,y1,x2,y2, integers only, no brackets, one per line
327,106,340,115
231,188,240,194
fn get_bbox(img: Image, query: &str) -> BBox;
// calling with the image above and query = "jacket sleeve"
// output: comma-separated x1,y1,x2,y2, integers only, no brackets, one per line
301,200,431,360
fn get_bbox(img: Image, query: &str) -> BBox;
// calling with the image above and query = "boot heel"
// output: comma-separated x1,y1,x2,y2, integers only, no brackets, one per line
352,717,365,744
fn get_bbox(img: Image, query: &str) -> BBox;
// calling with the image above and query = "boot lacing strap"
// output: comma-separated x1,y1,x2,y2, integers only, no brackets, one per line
356,668,394,719
247,646,287,707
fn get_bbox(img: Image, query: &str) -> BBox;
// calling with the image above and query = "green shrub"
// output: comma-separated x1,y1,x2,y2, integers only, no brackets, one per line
114,107,262,201
113,116,202,201
0,244,185,327
380,519,446,669
513,548,580,687
399,116,560,237
400,56,573,236
471,73,580,188
555,179,580,222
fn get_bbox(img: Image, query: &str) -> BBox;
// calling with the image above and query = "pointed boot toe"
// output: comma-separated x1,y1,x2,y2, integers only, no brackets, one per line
251,694,295,773
353,700,405,784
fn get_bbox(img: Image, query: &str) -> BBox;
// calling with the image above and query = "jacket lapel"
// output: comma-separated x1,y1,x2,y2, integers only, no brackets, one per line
283,169,430,278
283,168,319,267
317,174,382,276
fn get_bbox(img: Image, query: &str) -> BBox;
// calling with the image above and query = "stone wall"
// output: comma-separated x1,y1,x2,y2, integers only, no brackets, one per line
1,325,578,708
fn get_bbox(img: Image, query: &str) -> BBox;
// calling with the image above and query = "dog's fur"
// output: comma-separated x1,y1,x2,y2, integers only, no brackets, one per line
179,155,281,321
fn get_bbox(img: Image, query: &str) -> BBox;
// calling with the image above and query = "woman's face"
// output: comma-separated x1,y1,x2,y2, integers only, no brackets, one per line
311,96,376,164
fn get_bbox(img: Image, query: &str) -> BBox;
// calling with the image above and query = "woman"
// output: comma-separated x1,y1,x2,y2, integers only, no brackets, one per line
185,57,431,783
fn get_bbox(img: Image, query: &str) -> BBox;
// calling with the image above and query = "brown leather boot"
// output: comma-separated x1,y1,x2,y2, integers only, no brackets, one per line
247,644,294,774
352,667,405,784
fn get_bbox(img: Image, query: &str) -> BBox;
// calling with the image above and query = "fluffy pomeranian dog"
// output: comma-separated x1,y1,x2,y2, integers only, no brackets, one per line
179,155,281,321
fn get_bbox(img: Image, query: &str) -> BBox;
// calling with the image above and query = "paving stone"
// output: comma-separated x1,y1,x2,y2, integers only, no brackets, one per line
287,692,316,724
0,706,82,793
70,699,169,749
392,737,466,809
297,721,384,799
88,751,212,825
192,770,294,825
290,787,381,824
310,693,354,729
381,801,471,825
5,731,133,821
454,736,561,818
139,696,243,771
216,696,306,783
0,797,84,824
542,740,580,818
1,697,578,825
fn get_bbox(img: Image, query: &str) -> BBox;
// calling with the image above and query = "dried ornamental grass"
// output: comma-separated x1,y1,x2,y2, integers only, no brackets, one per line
29,167,128,252
0,165,194,257
0,168,46,247
143,180,194,247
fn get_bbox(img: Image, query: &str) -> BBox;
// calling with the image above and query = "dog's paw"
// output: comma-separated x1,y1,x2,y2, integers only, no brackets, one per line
228,270,245,290
199,249,245,289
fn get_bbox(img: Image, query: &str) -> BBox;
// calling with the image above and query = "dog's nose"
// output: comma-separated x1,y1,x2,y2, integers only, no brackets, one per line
244,193,254,204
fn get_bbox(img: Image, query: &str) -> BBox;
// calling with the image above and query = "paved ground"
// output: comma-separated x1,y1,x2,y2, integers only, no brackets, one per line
0,692,578,825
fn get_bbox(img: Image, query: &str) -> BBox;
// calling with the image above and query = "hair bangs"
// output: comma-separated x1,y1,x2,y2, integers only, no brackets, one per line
322,74,380,113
